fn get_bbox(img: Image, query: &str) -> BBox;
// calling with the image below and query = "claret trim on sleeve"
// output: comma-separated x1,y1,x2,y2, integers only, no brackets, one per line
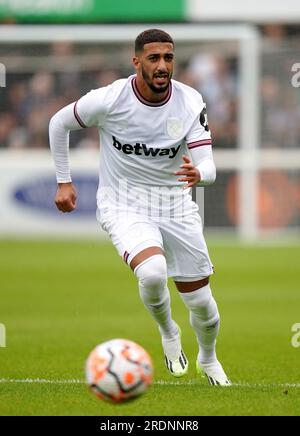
73,101,87,128
188,139,212,149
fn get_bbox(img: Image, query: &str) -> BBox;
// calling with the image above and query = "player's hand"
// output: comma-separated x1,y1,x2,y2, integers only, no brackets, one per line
55,182,77,213
174,155,201,189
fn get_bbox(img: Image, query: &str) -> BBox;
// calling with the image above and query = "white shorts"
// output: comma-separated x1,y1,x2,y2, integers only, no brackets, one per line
97,209,214,281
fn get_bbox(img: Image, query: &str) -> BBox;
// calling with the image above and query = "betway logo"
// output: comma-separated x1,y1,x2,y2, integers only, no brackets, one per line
112,136,180,159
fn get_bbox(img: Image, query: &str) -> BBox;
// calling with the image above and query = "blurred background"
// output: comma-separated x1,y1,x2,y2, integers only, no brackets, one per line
0,0,300,240
0,0,300,417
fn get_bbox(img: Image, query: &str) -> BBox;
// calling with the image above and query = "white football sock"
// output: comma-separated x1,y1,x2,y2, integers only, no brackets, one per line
180,284,220,364
134,254,177,340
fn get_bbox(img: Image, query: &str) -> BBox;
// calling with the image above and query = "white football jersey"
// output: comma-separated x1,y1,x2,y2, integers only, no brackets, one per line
73,75,212,217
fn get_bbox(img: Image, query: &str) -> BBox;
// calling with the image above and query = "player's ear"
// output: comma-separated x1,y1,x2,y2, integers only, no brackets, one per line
132,56,140,70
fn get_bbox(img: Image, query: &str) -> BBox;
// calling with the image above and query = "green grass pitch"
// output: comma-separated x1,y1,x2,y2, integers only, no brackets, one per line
0,240,299,416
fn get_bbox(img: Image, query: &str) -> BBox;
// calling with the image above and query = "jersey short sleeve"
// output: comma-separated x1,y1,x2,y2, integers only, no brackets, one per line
73,86,112,128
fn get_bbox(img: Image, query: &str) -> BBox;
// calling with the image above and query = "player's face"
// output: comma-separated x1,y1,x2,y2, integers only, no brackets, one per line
134,42,174,94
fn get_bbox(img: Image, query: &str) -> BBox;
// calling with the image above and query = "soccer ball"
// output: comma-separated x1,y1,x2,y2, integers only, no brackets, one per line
85,339,153,403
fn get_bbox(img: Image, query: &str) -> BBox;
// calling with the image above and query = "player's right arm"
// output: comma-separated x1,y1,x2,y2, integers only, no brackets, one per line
49,103,82,212
49,87,110,213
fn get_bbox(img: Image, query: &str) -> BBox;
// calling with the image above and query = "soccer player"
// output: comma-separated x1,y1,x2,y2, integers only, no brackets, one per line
49,29,231,386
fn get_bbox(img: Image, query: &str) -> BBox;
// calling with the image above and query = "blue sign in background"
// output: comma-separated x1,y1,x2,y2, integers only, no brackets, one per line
13,175,98,218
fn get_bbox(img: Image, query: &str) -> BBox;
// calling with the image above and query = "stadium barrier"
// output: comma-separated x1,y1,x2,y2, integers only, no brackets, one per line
0,150,104,238
1,148,299,238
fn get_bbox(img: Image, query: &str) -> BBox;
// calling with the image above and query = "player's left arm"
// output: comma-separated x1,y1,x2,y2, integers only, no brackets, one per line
175,150,216,189
175,103,216,189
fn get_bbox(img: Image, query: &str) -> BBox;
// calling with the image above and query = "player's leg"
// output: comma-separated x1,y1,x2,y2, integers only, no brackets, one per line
131,247,188,377
97,211,188,377
174,278,230,386
160,213,231,385
130,246,176,340
130,246,163,270
175,277,218,365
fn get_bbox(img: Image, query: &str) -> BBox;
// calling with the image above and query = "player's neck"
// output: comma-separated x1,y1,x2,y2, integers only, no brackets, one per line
135,76,170,103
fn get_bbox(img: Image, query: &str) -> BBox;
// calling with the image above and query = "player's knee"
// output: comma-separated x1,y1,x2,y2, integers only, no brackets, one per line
183,284,212,309
183,284,220,325
135,254,167,294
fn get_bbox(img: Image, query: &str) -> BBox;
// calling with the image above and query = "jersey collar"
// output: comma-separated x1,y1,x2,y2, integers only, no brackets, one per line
131,77,172,107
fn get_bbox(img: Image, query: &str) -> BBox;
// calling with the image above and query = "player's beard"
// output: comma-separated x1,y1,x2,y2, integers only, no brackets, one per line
141,65,172,94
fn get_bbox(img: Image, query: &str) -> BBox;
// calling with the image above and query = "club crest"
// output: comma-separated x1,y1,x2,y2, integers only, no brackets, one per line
167,118,183,139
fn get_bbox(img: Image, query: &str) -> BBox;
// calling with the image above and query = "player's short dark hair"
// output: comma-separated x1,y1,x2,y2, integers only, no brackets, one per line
135,29,174,53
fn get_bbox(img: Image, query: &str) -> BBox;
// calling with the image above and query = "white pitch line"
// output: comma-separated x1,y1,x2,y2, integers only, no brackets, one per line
0,378,300,388
155,380,300,388
0,378,85,384
230,383,300,389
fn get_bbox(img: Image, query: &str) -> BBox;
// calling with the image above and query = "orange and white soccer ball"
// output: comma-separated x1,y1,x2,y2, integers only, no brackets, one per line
85,339,153,403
